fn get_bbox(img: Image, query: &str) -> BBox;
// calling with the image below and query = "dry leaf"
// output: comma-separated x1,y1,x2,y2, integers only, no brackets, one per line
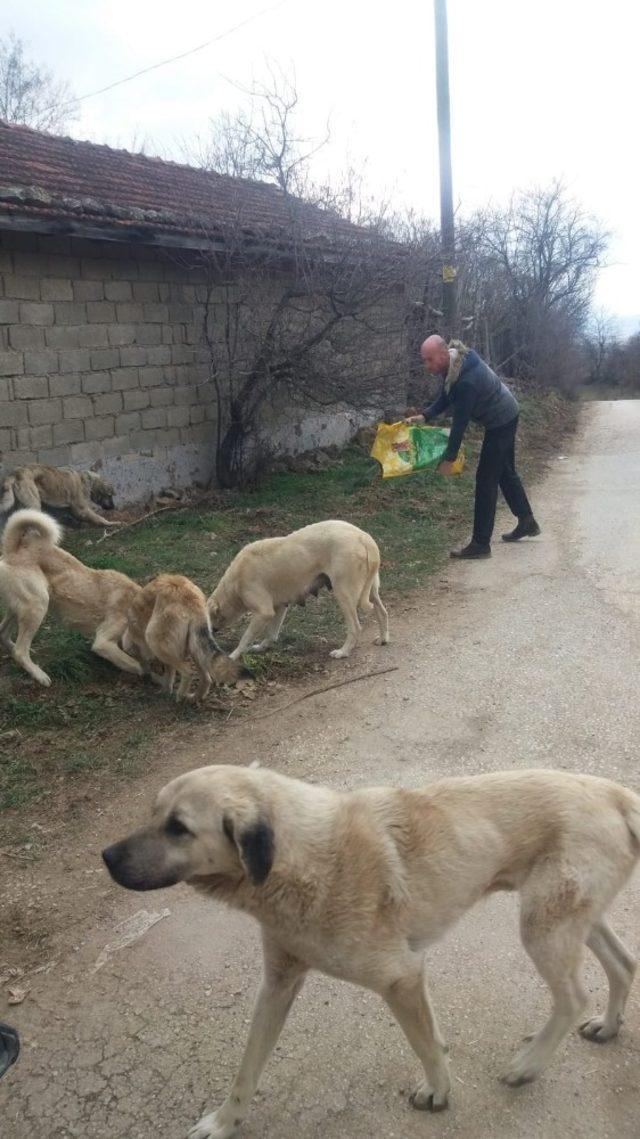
7,985,29,1005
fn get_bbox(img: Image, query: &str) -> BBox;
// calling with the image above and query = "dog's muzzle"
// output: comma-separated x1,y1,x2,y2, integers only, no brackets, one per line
102,836,182,892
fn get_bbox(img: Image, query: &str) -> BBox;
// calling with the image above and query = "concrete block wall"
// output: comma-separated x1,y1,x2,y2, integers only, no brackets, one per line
0,231,217,500
1,230,407,501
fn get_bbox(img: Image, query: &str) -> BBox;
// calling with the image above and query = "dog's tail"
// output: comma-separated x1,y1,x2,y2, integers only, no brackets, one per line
0,476,16,514
189,622,250,685
1,509,62,557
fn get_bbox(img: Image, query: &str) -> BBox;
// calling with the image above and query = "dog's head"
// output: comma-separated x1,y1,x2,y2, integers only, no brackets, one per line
102,766,274,893
207,585,244,631
85,471,116,511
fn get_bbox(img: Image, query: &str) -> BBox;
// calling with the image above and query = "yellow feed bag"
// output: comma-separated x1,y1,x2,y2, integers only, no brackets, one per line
370,421,465,479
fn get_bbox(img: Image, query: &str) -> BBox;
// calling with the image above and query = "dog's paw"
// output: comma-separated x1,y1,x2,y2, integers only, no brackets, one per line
188,1110,239,1139
501,1044,542,1086
374,635,390,646
579,1014,622,1043
329,648,350,659
32,667,52,687
409,1081,449,1112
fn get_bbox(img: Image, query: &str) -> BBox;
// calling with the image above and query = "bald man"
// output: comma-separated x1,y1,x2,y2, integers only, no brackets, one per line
408,336,539,558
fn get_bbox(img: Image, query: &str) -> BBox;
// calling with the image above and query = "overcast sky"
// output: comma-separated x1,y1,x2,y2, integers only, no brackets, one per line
4,0,639,326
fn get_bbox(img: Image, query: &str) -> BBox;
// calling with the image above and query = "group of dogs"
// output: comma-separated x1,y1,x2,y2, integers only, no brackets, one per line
0,463,390,699
2,463,640,1139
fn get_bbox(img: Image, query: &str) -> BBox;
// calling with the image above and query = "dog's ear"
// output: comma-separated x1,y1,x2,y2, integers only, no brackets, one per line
223,813,274,885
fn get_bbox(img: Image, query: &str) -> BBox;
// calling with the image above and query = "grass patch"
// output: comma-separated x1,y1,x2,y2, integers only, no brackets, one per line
0,390,577,834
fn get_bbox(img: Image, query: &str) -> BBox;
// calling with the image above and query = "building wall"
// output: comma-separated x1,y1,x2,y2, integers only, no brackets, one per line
1,230,406,501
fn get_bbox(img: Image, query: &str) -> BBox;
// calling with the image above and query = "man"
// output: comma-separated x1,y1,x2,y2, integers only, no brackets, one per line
408,335,540,559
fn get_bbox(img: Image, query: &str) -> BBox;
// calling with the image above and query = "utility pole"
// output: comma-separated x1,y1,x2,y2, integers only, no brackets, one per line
433,0,457,339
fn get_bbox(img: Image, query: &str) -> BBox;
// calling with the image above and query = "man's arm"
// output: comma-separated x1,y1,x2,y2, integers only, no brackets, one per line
422,387,449,421
443,379,475,460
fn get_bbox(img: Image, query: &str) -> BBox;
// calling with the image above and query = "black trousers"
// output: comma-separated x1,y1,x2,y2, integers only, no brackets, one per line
473,416,533,545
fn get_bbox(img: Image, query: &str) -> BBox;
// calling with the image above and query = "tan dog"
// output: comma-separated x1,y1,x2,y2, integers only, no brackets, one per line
0,510,142,687
103,765,640,1139
207,519,389,660
124,574,249,701
0,464,119,527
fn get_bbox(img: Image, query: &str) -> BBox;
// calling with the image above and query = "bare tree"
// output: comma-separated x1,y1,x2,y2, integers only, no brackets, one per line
190,64,328,197
0,33,77,133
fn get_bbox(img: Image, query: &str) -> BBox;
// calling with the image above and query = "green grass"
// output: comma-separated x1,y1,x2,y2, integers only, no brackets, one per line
0,391,577,831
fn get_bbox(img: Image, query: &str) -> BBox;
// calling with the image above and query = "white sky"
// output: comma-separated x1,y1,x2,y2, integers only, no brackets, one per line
4,0,639,322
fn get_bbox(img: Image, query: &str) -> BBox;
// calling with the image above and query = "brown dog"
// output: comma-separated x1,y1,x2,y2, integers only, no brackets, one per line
124,574,249,701
103,765,640,1139
0,510,141,686
0,464,119,527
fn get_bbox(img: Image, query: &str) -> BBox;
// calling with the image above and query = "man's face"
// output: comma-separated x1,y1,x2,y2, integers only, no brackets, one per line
421,343,450,376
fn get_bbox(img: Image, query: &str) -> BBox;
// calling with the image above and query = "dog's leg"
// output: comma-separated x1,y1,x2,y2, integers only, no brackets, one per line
189,941,307,1139
229,613,274,661
73,504,121,527
92,620,145,675
383,964,450,1112
12,606,52,687
0,612,16,650
330,586,362,659
503,889,590,1085
370,575,390,646
580,918,637,1042
175,667,196,701
252,605,288,652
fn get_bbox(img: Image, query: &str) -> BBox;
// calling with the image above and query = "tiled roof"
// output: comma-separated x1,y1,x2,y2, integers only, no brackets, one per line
0,120,365,249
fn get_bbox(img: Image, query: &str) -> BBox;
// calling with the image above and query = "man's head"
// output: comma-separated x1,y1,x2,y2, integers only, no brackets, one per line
420,335,450,377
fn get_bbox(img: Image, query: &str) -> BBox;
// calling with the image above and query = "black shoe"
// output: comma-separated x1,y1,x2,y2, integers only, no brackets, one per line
0,1022,20,1079
450,541,491,560
502,515,541,542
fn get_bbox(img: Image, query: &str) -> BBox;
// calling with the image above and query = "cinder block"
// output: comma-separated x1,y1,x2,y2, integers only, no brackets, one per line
58,348,91,373
77,326,109,348
53,302,87,325
90,349,120,371
86,416,115,441
0,351,25,377
29,423,53,448
142,304,169,323
4,277,41,300
148,386,174,407
73,280,105,302
132,282,160,303
115,303,144,323
104,281,133,302
45,326,82,350
146,345,172,366
93,392,123,416
107,324,136,347
86,302,116,324
9,326,45,351
111,368,140,392
120,346,149,367
0,300,20,323
122,389,150,411
41,278,73,302
82,371,112,395
36,446,71,466
70,440,103,463
115,411,141,434
63,395,92,420
28,397,63,426
0,400,28,427
139,366,164,388
167,405,190,428
50,373,82,397
14,375,49,399
53,419,85,445
152,428,181,447
141,407,167,429
133,324,162,346
24,349,59,376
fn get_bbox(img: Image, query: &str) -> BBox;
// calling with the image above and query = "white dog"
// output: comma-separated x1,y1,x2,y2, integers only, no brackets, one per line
207,520,389,660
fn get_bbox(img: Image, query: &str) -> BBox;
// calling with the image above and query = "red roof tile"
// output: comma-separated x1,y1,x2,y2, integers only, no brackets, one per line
0,120,364,248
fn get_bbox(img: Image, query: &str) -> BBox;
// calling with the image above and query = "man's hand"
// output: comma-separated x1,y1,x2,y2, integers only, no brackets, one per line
404,415,425,426
437,460,455,476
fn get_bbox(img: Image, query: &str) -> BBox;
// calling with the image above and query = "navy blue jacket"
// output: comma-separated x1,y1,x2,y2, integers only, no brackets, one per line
423,350,519,461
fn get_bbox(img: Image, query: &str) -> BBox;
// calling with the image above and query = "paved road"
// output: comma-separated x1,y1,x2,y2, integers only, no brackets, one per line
2,401,640,1138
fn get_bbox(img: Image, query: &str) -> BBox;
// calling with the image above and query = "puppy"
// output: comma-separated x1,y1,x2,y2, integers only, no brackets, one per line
207,519,389,660
124,573,249,701
0,464,119,527
103,764,640,1139
0,510,142,686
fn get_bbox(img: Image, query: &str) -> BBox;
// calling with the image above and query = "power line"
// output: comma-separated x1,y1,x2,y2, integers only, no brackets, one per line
39,0,289,117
